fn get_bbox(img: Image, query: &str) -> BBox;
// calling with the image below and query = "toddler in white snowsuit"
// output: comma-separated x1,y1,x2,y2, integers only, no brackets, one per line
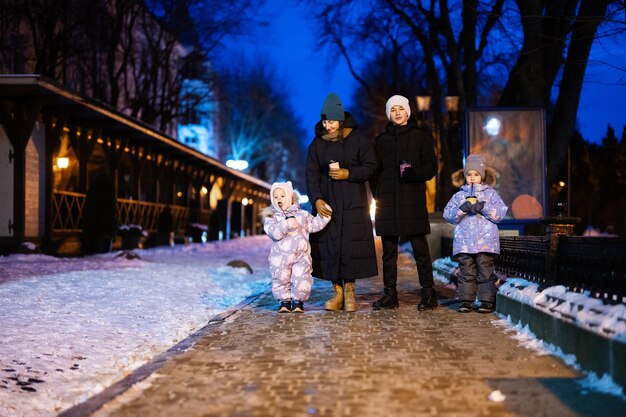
261,181,331,313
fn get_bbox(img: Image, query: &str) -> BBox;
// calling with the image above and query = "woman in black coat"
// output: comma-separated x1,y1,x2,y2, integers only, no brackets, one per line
306,93,378,312
370,95,438,311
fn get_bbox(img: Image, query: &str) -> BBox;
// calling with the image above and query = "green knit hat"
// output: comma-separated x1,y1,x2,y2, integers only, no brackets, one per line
320,93,345,121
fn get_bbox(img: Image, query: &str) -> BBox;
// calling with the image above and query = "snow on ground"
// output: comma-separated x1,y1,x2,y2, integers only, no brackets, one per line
0,236,272,417
492,318,626,399
433,257,626,399
1,243,624,415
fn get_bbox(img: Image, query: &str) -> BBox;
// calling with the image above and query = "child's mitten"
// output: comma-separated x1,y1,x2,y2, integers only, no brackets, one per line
459,201,472,213
469,201,485,214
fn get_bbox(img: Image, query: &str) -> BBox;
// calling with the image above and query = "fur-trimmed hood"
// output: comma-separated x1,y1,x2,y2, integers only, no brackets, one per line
260,190,302,219
451,166,499,188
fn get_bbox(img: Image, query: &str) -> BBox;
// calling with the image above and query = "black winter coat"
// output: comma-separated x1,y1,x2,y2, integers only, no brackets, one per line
371,118,437,236
306,113,378,281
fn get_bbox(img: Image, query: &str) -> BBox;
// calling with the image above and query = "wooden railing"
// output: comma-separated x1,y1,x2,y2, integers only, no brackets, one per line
52,191,209,234
51,191,85,232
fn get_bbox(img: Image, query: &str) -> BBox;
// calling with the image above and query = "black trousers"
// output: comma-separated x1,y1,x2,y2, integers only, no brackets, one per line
381,235,434,294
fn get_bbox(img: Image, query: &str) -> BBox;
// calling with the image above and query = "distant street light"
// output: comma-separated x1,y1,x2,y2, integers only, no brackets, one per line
226,159,249,171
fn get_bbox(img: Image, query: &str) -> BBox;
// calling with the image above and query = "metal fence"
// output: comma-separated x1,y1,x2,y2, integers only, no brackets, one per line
441,235,626,304
557,236,626,304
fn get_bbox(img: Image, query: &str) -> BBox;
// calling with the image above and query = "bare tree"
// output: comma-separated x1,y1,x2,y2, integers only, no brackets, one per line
500,0,624,189
302,0,625,212
1,0,267,136
217,57,307,187
302,0,508,208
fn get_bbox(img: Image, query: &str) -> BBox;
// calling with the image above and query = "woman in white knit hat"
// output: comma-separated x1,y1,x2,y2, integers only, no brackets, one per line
370,95,439,311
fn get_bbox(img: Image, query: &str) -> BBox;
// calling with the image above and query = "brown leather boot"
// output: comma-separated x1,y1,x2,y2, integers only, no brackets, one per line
324,282,343,311
343,282,357,312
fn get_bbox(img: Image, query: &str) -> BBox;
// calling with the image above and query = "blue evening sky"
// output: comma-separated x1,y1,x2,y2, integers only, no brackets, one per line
219,1,625,145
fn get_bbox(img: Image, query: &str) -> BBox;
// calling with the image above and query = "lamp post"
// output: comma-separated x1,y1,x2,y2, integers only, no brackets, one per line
416,95,432,128
415,93,461,212
445,96,459,120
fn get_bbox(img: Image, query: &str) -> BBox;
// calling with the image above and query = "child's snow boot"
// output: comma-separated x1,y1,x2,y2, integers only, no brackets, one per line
477,301,494,314
292,300,304,313
278,300,292,313
458,301,473,313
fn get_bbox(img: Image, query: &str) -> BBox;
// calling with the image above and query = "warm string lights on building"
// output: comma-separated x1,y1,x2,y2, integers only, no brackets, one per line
56,157,69,169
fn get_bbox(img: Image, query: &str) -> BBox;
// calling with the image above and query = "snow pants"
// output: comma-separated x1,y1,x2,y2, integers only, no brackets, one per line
268,236,313,302
455,252,497,303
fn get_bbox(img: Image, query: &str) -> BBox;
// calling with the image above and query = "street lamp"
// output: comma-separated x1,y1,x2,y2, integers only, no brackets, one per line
226,159,249,171
416,95,431,127
445,96,459,112
415,93,462,213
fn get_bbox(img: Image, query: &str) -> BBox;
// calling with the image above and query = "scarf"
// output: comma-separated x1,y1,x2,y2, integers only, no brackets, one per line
322,127,353,142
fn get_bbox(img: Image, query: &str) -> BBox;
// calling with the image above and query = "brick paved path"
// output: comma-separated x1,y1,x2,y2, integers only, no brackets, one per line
85,244,625,417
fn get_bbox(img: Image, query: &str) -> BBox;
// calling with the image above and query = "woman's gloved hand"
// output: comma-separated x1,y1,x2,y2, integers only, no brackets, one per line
329,168,349,180
315,199,333,217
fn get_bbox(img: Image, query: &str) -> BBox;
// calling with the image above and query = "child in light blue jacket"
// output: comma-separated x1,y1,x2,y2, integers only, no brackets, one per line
443,154,508,313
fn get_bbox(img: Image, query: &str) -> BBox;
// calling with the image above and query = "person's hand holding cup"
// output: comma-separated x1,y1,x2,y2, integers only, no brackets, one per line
329,160,349,180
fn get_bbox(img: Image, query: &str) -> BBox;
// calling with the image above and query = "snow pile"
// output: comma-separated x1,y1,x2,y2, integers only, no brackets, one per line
432,256,458,281
498,279,626,341
0,236,272,417
433,257,626,399
433,258,626,342
493,318,625,400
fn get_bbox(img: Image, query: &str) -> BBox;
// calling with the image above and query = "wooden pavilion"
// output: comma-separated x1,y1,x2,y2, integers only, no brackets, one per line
0,75,270,254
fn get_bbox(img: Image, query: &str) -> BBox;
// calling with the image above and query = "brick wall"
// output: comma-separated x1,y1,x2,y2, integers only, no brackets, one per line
24,122,45,238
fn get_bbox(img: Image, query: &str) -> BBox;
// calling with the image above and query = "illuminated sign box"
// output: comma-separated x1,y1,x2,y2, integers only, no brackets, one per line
465,108,546,221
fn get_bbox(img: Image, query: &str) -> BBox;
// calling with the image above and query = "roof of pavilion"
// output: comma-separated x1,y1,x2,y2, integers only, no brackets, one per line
0,74,270,191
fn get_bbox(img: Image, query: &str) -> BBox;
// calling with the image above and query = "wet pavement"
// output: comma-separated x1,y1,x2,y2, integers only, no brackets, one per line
66,242,625,417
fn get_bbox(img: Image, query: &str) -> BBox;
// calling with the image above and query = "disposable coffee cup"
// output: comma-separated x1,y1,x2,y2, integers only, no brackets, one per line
466,196,477,204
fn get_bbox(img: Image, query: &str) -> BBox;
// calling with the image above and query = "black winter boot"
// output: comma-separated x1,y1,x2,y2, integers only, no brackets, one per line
372,288,399,310
417,288,438,311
